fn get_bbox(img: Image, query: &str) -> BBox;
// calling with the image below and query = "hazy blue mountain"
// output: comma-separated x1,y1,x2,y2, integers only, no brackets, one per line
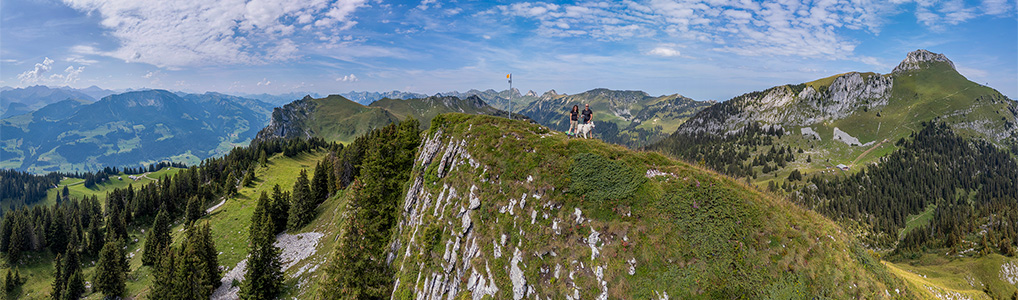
240,92,324,106
0,85,95,117
341,90,429,105
1,90,272,173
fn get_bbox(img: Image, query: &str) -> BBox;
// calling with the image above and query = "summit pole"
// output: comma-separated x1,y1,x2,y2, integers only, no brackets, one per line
507,73,512,120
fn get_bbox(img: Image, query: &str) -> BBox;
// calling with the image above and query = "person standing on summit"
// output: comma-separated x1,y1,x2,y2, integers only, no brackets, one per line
582,103,593,125
577,103,594,139
568,105,580,136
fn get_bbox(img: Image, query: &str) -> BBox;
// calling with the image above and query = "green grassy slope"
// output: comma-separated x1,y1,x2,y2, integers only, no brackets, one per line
0,152,334,299
655,55,1017,188
307,95,400,144
258,94,513,145
885,254,1018,300
368,95,505,129
388,113,912,298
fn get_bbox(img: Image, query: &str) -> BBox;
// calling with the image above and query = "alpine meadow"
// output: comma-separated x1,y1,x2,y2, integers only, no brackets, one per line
1,0,1016,299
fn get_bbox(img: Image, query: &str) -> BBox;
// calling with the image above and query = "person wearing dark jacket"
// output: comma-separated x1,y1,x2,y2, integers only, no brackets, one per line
582,104,592,124
578,104,594,138
568,105,579,136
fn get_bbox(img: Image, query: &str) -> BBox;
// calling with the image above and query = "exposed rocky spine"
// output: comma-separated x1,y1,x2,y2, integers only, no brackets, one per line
253,95,317,143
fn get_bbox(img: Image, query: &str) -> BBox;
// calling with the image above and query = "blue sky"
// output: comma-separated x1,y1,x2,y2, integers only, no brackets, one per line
1,0,1016,101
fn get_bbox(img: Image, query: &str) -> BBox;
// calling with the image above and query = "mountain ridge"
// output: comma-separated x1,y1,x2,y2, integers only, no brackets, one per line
1,89,273,173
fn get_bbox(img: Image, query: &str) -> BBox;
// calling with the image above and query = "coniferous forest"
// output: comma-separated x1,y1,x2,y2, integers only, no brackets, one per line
795,122,1018,255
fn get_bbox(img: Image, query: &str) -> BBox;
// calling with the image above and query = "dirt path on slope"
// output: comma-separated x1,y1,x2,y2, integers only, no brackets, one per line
851,138,889,167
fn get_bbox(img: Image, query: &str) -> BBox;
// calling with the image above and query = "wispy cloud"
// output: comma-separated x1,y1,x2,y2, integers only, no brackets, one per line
494,0,1009,58
257,78,271,86
65,55,98,65
61,0,369,68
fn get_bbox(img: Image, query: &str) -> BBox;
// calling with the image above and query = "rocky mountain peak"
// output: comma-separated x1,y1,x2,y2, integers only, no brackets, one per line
541,89,558,98
893,49,955,73
524,90,537,97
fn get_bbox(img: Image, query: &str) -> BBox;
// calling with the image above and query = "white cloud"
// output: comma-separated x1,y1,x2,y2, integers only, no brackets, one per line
418,0,439,10
61,0,368,68
65,55,99,65
257,78,271,86
143,71,160,79
17,57,55,84
982,0,1012,15
647,46,681,57
18,58,86,85
63,66,85,83
496,0,1005,58
336,74,358,82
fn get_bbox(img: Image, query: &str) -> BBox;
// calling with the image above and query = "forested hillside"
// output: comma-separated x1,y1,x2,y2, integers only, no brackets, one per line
0,114,921,299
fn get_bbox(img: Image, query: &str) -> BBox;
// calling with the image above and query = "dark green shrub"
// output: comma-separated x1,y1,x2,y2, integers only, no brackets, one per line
568,152,646,204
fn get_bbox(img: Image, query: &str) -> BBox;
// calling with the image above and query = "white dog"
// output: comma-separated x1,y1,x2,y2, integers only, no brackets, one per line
577,122,595,139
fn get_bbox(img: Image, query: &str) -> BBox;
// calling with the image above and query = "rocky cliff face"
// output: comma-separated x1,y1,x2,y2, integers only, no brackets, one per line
893,49,955,73
384,114,910,299
676,71,895,137
672,49,1012,141
253,95,317,143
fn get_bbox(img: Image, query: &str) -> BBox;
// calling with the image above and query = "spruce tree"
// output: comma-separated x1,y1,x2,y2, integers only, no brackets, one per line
150,248,177,299
240,193,283,300
270,185,290,234
196,222,221,289
87,218,104,257
48,209,67,254
142,208,171,266
287,169,312,230
173,242,212,299
51,254,65,300
186,196,204,224
311,161,329,202
94,236,126,298
64,269,85,300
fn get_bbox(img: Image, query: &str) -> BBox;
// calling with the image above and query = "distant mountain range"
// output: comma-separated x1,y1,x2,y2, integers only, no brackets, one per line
254,94,517,144
1,90,273,173
518,88,714,147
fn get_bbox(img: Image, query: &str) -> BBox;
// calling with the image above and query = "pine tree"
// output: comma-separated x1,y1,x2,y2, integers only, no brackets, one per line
287,169,313,230
64,268,85,300
173,241,212,299
150,248,177,299
240,193,283,300
195,222,221,289
270,185,290,234
7,214,28,264
142,208,171,266
320,119,421,299
4,269,12,292
49,209,67,254
186,196,204,224
51,254,65,300
242,167,255,187
311,161,329,202
87,218,104,257
94,235,126,298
